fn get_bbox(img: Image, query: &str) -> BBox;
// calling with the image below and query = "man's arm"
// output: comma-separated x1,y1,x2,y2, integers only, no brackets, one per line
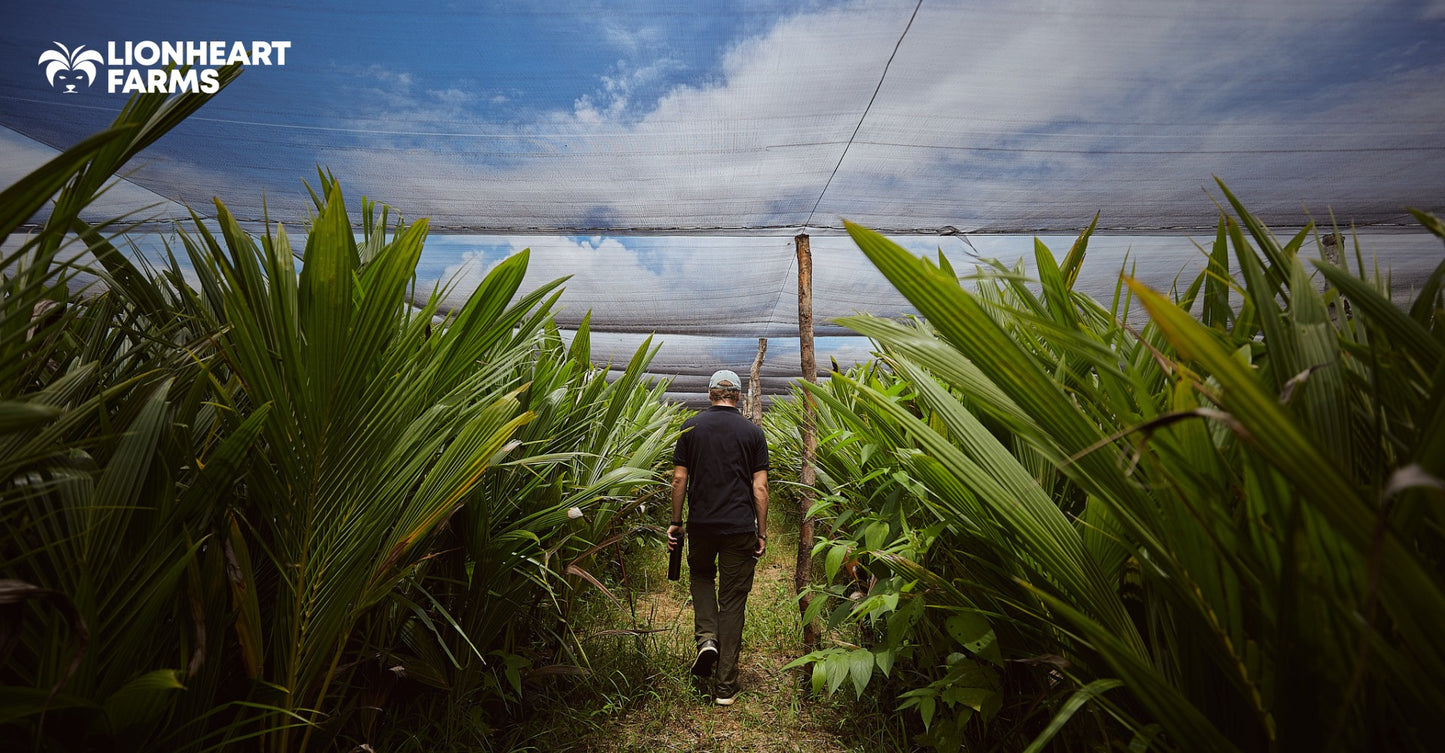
667,465,688,551
752,469,769,557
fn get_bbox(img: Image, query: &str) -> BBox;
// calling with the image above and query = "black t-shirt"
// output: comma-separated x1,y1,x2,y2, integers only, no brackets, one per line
672,405,769,535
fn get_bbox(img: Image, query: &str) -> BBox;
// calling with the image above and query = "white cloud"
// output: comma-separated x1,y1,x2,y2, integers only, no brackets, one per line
10,1,1439,400
0,127,190,225
323,0,1444,235
364,65,413,89
428,88,473,105
432,234,801,335
416,223,1442,401
424,228,1223,339
574,56,682,122
601,20,666,53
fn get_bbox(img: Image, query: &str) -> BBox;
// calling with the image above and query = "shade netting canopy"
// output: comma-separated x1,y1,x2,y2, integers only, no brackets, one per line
4,0,1443,402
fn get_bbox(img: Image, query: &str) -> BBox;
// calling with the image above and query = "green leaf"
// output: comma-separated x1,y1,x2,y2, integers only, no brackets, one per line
941,685,994,712
885,594,924,649
0,125,135,239
1315,261,1442,372
1022,679,1123,753
225,515,264,680
825,651,850,695
0,401,61,435
1129,276,1445,670
919,694,937,729
946,611,1002,666
1059,212,1098,290
875,648,895,677
1201,218,1234,330
826,599,855,630
825,542,847,581
1408,208,1445,240
177,403,271,516
849,648,874,699
864,520,889,551
1129,724,1164,752
1035,238,1081,331
801,591,830,626
502,653,528,697
1030,586,1243,753
102,668,185,733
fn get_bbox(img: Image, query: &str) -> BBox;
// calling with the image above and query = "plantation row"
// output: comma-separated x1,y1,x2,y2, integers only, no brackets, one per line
2,88,683,751
767,211,1445,751
5,83,1445,752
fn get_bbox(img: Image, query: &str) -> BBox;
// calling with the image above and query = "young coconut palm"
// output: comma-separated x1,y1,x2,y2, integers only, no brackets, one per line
172,174,571,751
787,192,1445,752
0,70,261,751
388,316,682,728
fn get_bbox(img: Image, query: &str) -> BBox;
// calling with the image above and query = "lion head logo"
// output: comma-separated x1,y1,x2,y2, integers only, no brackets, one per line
38,43,104,94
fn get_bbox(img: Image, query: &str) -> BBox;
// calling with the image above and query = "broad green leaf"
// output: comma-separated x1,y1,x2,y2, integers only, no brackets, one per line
802,590,830,626
0,401,61,434
946,612,1002,666
825,651,850,695
825,542,846,581
102,668,185,733
875,649,895,677
849,648,874,699
941,685,994,712
864,520,889,551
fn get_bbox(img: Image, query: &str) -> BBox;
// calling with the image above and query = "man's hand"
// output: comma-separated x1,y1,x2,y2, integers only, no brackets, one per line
667,524,685,551
752,469,768,559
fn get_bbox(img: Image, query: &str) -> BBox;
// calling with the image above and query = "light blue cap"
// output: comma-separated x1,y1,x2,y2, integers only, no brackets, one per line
708,369,742,390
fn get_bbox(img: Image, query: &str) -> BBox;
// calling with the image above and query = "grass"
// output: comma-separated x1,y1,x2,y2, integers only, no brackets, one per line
500,503,912,753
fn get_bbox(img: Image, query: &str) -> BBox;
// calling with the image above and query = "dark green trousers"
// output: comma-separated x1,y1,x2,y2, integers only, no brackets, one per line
687,531,758,696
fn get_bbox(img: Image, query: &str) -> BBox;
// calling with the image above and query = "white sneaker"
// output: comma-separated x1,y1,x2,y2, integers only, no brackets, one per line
714,690,739,706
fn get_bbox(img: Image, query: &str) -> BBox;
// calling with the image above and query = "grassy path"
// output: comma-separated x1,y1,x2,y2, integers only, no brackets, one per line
509,508,905,752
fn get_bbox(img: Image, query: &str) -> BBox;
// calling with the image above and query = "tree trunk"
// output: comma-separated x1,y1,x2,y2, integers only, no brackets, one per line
747,337,767,425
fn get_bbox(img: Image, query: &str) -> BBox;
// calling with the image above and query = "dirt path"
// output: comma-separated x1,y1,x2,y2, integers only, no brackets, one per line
516,518,899,752
597,542,871,753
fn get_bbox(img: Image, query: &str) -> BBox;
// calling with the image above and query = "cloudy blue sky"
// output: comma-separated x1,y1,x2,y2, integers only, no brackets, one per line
6,0,1445,232
3,1,1444,399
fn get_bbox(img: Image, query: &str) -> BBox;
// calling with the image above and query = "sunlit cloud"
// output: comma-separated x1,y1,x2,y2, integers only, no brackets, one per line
3,0,1442,402
312,0,1445,233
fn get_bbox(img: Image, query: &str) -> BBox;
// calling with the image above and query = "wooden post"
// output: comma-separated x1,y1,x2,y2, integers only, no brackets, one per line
1322,232,1353,321
794,234,820,650
747,337,767,425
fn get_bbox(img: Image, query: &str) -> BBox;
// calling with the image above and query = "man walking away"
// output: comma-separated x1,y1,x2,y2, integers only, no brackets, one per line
667,369,769,706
